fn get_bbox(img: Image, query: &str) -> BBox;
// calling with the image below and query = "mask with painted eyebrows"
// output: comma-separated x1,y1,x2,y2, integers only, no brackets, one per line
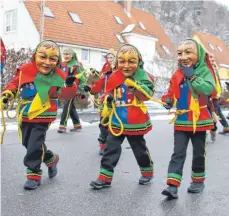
35,41,60,74
117,45,139,77
177,40,198,67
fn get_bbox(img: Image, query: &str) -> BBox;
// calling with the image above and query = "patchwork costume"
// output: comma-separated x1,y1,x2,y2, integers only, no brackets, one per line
84,48,117,155
58,51,86,132
0,38,6,74
1,41,77,190
209,63,229,137
161,40,215,199
85,54,116,155
90,63,112,153
90,45,155,189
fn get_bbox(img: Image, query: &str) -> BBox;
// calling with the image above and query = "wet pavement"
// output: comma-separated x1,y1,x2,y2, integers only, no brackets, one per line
1,120,229,216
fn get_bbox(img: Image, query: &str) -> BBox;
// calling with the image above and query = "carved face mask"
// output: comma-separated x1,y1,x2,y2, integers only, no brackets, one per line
35,43,59,74
177,41,198,67
107,53,115,65
208,54,216,66
63,52,73,63
117,45,139,77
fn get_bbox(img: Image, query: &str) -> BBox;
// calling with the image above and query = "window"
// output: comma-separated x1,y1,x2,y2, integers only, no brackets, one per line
115,34,125,43
122,24,135,33
138,22,146,30
208,43,214,50
217,45,223,52
161,45,170,54
114,16,123,25
81,49,89,62
44,6,55,18
5,10,17,33
101,52,107,64
69,12,82,24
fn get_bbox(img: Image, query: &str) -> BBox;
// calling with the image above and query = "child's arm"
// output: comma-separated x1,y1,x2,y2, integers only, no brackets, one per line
3,69,20,93
90,75,106,94
161,78,175,109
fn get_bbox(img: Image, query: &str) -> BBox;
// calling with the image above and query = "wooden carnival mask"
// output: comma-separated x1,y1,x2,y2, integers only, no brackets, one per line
63,47,74,63
117,45,139,77
35,41,59,74
177,40,198,67
107,53,116,69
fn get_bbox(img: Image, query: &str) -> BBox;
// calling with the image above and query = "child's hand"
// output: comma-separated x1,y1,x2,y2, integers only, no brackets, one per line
84,85,91,92
163,98,173,110
212,112,221,122
106,94,114,103
65,76,76,87
0,96,9,110
181,65,194,79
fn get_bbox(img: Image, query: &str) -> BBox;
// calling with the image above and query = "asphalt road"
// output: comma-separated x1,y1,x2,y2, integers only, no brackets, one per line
1,120,229,216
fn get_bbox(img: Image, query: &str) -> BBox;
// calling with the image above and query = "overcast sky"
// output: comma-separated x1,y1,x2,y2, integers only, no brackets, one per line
215,0,229,8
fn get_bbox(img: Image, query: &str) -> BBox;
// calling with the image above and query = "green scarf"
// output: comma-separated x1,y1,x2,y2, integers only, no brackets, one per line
67,52,82,73
181,39,216,98
32,40,64,104
34,71,64,104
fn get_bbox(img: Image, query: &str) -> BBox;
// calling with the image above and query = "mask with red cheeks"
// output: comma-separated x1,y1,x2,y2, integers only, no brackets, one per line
117,45,139,77
177,40,198,67
63,52,73,63
208,54,216,66
35,42,59,74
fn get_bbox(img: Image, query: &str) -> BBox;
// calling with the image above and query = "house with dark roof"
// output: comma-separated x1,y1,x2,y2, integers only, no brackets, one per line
0,0,175,71
193,32,229,81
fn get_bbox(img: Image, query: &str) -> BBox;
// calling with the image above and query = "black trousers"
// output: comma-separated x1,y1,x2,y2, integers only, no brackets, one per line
213,99,229,129
167,130,206,186
217,107,229,128
101,133,153,173
98,118,109,146
60,98,80,127
22,122,54,174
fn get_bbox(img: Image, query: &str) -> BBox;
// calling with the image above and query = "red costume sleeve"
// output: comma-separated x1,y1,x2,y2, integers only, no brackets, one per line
4,69,20,92
161,82,174,102
59,84,77,101
90,74,106,94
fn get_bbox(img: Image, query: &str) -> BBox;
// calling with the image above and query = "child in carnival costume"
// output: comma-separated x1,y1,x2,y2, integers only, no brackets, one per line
1,40,77,190
226,82,229,120
208,54,229,137
84,48,117,155
161,39,216,199
90,44,155,189
58,47,86,133
0,37,6,74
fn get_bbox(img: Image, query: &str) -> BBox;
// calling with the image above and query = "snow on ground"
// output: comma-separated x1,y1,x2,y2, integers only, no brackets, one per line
1,110,228,132
0,119,99,133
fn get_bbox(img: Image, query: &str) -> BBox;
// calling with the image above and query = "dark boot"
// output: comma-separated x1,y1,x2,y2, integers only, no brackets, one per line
70,127,82,132
48,155,59,178
90,179,111,189
219,130,229,135
70,125,82,132
210,131,216,142
57,128,66,133
187,182,205,193
139,176,153,185
162,186,178,199
24,179,41,190
99,148,105,156
99,144,106,156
